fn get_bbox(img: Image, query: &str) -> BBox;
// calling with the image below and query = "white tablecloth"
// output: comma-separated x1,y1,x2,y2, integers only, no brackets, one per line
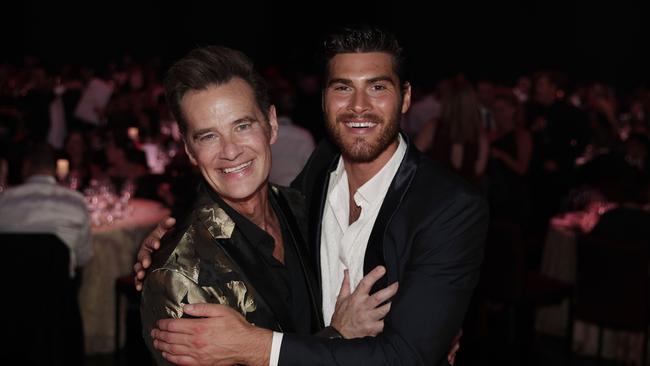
79,199,169,354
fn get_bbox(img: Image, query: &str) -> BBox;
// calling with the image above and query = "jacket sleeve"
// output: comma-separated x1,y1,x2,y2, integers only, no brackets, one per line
279,193,489,366
140,269,212,366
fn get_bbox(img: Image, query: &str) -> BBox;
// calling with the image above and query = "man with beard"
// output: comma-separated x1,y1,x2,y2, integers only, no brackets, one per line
137,27,488,365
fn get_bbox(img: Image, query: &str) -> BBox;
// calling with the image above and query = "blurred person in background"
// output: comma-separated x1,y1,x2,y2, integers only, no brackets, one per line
525,70,590,231
488,89,532,224
0,142,92,279
267,74,315,186
416,76,489,189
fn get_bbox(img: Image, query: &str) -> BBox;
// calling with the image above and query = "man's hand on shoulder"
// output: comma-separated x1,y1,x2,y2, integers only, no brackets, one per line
134,216,176,291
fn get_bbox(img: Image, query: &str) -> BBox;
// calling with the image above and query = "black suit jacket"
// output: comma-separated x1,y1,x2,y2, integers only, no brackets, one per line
283,133,489,365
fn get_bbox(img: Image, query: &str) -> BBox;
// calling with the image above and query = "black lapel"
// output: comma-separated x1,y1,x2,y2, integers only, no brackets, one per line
215,232,294,331
310,156,339,291
189,232,281,332
363,133,419,294
292,138,341,295
196,187,294,332
272,187,324,330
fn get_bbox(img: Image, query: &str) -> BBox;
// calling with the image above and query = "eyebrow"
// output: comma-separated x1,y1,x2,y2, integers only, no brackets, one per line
190,117,259,140
327,75,397,87
191,128,215,140
367,76,397,85
327,78,352,87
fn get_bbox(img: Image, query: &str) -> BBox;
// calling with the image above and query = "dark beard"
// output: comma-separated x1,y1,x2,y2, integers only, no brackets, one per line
326,112,400,163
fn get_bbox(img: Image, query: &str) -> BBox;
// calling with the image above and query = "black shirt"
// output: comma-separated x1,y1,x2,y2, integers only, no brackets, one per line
207,186,315,334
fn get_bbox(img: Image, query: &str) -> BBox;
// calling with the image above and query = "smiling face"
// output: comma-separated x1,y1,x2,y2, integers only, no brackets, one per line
323,52,410,164
181,78,278,206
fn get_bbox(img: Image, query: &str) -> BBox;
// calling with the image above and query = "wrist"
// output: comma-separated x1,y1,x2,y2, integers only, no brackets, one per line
241,326,273,366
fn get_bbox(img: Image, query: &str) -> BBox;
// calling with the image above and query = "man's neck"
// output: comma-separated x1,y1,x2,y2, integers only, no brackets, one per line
224,185,275,230
343,138,399,195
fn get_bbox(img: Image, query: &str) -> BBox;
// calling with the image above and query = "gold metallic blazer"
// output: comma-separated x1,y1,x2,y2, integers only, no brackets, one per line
140,184,321,365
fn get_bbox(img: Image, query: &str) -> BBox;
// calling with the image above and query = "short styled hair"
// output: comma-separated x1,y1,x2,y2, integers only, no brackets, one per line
322,27,406,87
164,46,271,136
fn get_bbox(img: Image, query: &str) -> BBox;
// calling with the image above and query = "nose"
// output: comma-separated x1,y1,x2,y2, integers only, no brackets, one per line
219,137,244,161
348,90,371,115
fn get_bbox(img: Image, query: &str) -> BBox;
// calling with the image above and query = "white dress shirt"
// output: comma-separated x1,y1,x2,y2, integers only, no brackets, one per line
320,134,406,325
269,134,406,366
0,175,93,277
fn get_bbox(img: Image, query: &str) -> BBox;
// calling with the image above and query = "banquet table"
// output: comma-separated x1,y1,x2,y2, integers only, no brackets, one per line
535,211,646,364
79,198,169,354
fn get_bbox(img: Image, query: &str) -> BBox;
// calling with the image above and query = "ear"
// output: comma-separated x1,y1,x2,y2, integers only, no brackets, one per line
183,139,198,166
267,105,279,145
400,82,412,114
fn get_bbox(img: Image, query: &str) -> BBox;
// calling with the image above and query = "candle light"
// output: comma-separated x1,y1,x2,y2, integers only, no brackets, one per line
127,127,139,141
56,159,69,181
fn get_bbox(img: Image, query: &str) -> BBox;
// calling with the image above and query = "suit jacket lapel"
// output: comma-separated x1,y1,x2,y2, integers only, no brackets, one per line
272,186,324,330
363,134,419,294
217,232,295,332
195,189,294,332
310,156,338,292
292,138,340,299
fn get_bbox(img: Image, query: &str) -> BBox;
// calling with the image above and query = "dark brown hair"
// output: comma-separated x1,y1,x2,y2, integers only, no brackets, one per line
164,46,271,136
322,27,406,88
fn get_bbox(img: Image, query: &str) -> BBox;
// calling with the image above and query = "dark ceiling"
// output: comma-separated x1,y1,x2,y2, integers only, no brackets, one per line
3,1,648,88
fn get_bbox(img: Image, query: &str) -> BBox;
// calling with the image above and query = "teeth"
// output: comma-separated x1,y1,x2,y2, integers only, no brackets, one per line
222,161,252,174
346,122,377,128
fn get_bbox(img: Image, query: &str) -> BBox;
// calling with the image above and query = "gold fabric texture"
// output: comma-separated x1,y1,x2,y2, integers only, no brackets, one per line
140,194,259,366
140,184,312,365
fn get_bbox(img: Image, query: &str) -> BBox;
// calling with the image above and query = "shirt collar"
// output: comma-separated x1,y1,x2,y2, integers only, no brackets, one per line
203,180,273,246
328,133,406,209
354,134,406,208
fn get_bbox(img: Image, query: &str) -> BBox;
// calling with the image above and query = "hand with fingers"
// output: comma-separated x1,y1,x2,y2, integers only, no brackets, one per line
330,265,399,339
152,303,272,366
133,216,176,291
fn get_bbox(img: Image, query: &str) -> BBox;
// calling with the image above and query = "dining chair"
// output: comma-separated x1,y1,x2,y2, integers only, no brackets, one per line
1,232,85,366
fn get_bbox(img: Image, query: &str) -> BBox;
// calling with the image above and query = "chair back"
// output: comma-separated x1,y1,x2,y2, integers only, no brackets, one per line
575,233,649,331
1,233,85,366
